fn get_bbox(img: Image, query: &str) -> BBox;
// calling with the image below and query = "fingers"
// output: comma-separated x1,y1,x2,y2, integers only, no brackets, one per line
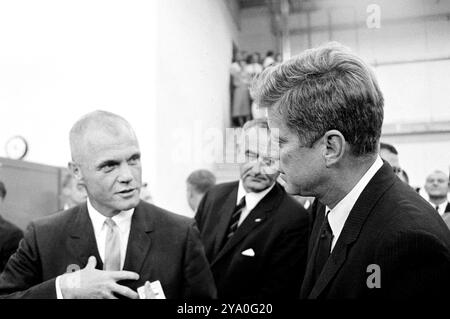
85,256,97,269
110,283,139,299
110,270,140,281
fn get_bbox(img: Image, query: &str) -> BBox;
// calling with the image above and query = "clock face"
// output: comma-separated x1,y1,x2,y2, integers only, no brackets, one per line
5,136,28,160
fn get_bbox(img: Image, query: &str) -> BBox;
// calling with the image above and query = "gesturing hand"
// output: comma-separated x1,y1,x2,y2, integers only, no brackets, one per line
59,256,140,299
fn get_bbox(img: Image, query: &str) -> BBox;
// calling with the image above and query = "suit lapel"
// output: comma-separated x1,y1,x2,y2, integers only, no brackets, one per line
123,201,153,274
212,185,239,258
211,183,282,267
307,162,397,299
67,204,103,269
445,202,450,213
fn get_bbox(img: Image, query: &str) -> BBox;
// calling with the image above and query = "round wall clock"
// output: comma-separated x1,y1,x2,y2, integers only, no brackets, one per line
5,136,28,160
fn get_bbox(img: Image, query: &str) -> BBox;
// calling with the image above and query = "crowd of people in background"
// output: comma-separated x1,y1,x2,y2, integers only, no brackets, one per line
0,43,449,299
230,50,282,127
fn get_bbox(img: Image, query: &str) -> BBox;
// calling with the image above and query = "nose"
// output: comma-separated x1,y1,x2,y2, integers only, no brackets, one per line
117,162,133,184
251,159,263,174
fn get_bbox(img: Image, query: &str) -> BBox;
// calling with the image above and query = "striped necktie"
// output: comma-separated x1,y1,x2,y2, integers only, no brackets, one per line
224,196,246,242
103,218,121,271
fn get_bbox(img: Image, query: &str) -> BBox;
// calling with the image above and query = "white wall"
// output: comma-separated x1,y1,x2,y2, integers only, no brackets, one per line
0,0,239,217
381,133,450,191
0,0,159,173
155,0,238,216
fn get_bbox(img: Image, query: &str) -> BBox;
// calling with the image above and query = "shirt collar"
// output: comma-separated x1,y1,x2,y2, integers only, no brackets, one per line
430,200,449,216
237,179,276,212
86,197,135,234
326,156,383,242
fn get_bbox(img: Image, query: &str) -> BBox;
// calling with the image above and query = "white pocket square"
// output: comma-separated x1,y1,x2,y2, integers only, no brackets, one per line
241,248,255,257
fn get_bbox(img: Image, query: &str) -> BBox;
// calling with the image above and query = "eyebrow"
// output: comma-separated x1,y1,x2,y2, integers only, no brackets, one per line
96,152,141,170
128,153,141,161
97,159,120,170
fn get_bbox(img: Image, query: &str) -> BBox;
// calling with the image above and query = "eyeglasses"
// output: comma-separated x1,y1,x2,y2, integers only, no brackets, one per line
244,151,280,173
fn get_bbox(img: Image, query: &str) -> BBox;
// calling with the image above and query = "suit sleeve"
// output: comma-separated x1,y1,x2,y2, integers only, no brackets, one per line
374,228,450,298
0,227,23,272
0,223,56,299
181,222,217,299
258,211,310,299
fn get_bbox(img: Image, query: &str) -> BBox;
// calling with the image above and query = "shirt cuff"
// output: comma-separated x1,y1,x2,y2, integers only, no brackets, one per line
55,275,64,299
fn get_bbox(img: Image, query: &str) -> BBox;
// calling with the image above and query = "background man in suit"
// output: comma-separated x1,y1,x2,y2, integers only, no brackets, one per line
195,119,310,299
379,142,410,185
186,169,216,214
0,110,216,299
0,181,23,273
424,170,450,218
254,42,450,298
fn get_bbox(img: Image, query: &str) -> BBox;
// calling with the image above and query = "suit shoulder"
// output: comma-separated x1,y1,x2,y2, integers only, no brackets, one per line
374,181,450,243
0,217,23,238
205,181,238,199
30,206,80,230
139,201,194,230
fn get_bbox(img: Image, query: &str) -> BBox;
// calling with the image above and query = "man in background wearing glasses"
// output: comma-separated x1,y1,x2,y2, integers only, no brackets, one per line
195,119,310,299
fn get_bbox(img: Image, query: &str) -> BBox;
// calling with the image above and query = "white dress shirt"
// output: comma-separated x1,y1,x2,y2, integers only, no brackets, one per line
236,180,276,226
429,200,449,217
55,198,134,298
326,156,383,252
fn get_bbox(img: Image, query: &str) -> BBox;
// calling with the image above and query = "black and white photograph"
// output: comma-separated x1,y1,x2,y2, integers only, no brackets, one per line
0,0,449,310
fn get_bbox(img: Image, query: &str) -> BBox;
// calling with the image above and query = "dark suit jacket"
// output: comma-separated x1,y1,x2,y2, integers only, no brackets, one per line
0,200,216,299
300,162,450,299
0,216,23,273
196,181,310,299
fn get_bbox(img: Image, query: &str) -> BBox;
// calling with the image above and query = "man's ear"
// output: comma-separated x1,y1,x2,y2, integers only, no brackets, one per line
68,162,83,183
322,130,346,167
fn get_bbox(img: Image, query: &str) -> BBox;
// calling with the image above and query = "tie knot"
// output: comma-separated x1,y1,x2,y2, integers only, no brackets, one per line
104,218,117,228
237,196,246,209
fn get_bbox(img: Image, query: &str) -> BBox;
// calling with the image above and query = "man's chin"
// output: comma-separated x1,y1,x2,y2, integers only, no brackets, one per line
117,197,140,211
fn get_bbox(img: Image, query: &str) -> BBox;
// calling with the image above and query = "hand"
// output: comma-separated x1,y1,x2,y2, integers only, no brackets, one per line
141,281,157,299
59,256,139,299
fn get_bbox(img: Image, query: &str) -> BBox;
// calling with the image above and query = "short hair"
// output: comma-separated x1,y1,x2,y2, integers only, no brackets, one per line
380,142,398,155
0,181,6,199
253,42,384,156
187,169,216,195
69,110,136,162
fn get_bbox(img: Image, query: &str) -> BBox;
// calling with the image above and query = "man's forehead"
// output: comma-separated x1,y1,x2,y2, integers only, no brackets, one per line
78,129,139,160
244,128,278,155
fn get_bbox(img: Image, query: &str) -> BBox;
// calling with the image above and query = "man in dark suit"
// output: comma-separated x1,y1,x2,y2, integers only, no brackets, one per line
424,170,450,217
195,119,310,299
0,181,23,273
0,110,216,299
254,42,450,298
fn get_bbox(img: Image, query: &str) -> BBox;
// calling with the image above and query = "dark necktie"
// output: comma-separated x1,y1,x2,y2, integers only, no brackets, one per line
313,210,334,282
435,205,439,212
224,196,246,243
